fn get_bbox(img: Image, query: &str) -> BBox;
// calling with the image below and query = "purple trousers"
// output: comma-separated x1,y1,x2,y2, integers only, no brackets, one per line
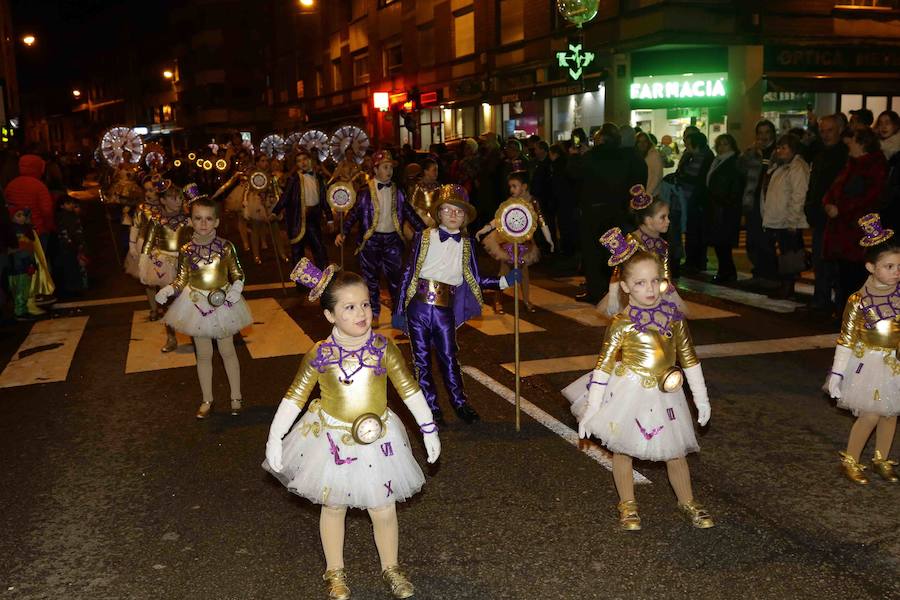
359,231,404,318
407,298,467,411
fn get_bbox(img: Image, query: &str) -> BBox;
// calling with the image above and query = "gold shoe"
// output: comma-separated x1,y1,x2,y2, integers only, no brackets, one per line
161,336,178,353
839,451,869,485
230,398,242,416
322,568,350,600
872,451,899,482
678,499,715,529
195,402,212,419
616,499,642,531
382,565,414,599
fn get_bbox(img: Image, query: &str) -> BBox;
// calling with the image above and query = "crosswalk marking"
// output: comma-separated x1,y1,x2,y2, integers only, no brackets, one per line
500,333,838,377
242,298,315,358
0,317,89,388
462,366,650,484
54,282,291,310
125,311,196,374
465,305,545,336
513,282,736,328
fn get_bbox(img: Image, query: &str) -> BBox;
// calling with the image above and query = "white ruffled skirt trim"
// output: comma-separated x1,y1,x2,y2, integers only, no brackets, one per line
837,348,900,417
263,404,426,509
163,287,252,339
564,366,699,462
138,250,178,287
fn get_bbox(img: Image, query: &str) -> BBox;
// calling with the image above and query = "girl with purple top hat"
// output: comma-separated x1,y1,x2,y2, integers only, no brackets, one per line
562,227,714,531
597,184,688,318
264,258,440,600
154,186,252,419
824,213,900,485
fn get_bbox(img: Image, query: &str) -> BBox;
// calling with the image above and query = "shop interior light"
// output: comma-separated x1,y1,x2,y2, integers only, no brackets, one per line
373,92,389,112
299,0,314,6
481,102,490,109
163,70,174,79
22,35,35,46
71,89,81,98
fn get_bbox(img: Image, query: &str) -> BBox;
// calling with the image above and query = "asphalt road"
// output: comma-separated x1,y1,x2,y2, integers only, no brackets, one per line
1,199,898,600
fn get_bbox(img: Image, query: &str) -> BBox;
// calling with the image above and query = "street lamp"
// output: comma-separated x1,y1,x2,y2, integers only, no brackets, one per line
163,70,174,80
298,0,314,6
72,89,81,98
21,34,35,46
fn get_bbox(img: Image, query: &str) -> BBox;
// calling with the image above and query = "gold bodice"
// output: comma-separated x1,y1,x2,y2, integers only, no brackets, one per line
142,212,192,253
171,237,244,292
837,290,900,352
595,310,699,381
284,334,420,423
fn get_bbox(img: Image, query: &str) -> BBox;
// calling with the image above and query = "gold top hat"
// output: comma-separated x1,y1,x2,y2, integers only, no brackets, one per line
858,213,894,247
429,184,477,225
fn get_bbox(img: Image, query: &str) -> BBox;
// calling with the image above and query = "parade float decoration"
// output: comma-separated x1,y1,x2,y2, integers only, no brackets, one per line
260,134,286,161
329,125,369,165
299,129,331,163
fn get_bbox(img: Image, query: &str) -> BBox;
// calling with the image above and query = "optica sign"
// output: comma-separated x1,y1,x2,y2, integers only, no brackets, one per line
629,73,727,108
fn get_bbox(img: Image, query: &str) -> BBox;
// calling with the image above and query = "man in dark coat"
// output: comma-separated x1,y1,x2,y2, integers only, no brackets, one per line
567,123,648,303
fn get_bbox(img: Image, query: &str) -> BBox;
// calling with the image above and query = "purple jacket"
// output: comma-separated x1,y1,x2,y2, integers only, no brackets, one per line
398,228,501,328
341,179,424,253
274,172,332,241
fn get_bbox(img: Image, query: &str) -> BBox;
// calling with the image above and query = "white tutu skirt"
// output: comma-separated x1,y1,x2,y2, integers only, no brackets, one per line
837,348,900,417
223,186,244,213
163,288,252,338
263,403,425,510
138,250,178,287
242,191,267,221
564,366,699,462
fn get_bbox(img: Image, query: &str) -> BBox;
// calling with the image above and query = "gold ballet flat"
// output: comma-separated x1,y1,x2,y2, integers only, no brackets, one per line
195,402,212,419
617,499,642,531
382,565,415,599
839,451,869,485
678,500,715,529
322,568,351,600
872,451,899,483
161,336,178,353
230,399,243,416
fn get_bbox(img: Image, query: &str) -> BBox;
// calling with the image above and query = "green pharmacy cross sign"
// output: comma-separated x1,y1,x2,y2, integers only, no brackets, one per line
557,44,596,81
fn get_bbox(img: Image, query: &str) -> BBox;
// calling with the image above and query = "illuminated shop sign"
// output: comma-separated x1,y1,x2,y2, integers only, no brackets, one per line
556,44,596,81
629,73,727,108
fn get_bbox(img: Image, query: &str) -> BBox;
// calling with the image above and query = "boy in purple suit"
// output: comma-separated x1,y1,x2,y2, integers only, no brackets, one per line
395,184,521,425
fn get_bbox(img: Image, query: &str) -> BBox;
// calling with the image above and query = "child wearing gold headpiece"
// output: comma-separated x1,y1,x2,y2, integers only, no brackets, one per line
563,227,714,531
824,213,900,485
264,258,440,600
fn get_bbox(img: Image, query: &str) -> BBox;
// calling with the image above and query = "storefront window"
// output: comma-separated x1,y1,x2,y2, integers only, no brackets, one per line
440,106,476,141
502,100,544,139
419,108,445,150
551,89,605,142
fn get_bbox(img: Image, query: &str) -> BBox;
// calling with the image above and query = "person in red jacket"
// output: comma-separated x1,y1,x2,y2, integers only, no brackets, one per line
4,154,55,238
823,128,888,314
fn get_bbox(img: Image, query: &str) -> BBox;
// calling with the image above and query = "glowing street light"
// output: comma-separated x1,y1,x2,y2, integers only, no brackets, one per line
163,70,174,80
72,89,81,98
22,35,36,46
298,0,314,6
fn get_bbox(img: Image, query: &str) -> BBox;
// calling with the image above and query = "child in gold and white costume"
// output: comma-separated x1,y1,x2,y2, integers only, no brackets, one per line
824,213,900,485
264,259,440,600
155,189,252,418
564,227,713,531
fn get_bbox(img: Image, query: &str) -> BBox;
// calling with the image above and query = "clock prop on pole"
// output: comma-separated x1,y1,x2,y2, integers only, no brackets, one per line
250,171,288,296
326,182,357,269
494,197,538,432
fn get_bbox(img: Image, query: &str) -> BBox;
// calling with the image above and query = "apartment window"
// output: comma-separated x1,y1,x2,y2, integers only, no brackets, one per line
454,11,475,58
378,0,400,7
315,69,324,96
499,0,524,46
835,1,898,7
332,60,343,91
351,0,367,19
162,104,172,122
418,24,435,67
384,43,403,77
296,80,305,99
353,53,370,85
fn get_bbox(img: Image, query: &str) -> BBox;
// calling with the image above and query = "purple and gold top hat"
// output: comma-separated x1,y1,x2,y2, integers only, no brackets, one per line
182,182,208,203
430,183,477,225
859,213,894,247
291,257,339,302
154,177,173,194
600,227,639,266
629,184,652,211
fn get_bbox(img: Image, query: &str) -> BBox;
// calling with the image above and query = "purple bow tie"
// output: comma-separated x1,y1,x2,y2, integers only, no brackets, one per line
438,229,462,243
377,181,392,190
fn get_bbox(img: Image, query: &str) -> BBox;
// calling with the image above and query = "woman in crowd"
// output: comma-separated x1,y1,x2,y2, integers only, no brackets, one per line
704,134,744,284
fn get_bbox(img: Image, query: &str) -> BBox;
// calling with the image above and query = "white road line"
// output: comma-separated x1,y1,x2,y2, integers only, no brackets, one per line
466,305,545,336
54,282,289,310
125,311,196,374
0,317,89,388
501,333,837,377
242,298,314,358
462,366,650,484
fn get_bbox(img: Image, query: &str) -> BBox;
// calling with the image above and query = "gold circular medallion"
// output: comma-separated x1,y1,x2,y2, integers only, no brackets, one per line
659,367,684,393
351,412,384,445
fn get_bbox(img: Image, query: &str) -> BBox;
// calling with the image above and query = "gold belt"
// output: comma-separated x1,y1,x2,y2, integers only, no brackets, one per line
302,400,389,446
415,278,453,307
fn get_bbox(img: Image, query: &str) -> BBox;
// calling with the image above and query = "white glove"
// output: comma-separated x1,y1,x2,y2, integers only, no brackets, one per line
541,223,555,253
404,390,441,463
684,364,711,426
578,369,609,439
155,285,175,305
265,398,302,472
824,345,852,399
225,280,244,304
